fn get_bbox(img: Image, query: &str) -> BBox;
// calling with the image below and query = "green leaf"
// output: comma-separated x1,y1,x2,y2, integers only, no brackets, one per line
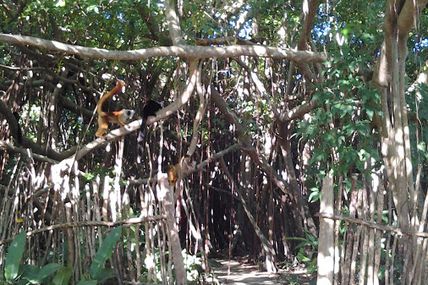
21,264,40,284
308,188,320,202
21,263,62,283
89,227,122,280
35,263,62,282
82,172,95,181
366,109,374,120
77,281,98,285
86,5,99,13
92,268,114,283
4,232,26,282
52,266,72,285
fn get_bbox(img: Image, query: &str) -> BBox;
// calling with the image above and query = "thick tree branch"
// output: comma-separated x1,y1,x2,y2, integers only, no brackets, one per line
0,33,327,63
298,0,319,50
187,64,207,156
0,99,79,161
165,0,184,45
49,60,199,166
0,99,21,143
0,141,58,164
279,99,317,122
397,0,428,40
293,0,321,83
195,36,255,46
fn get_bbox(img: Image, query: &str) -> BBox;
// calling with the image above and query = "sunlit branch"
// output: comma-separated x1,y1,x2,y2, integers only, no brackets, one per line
0,33,327,63
187,64,207,156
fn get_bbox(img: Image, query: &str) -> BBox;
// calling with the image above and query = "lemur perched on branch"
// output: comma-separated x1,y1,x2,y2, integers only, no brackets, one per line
95,79,135,138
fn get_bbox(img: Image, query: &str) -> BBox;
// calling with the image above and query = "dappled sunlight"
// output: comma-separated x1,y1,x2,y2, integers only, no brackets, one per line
0,0,427,284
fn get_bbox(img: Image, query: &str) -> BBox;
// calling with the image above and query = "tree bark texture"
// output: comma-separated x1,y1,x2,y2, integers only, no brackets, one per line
316,174,334,285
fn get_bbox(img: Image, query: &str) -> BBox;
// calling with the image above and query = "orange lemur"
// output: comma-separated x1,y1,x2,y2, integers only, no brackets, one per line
95,79,135,137
167,155,195,186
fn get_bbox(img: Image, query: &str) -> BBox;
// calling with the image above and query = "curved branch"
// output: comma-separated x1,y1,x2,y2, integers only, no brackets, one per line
0,100,21,143
0,100,78,161
0,33,327,63
58,95,94,119
298,0,319,50
54,60,199,164
397,0,428,40
0,141,58,164
147,60,198,123
165,0,184,45
295,0,321,83
187,64,207,156
279,99,317,122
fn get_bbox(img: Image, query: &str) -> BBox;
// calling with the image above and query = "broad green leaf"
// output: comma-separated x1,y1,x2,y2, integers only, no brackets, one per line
35,263,62,282
92,268,114,284
4,232,26,282
21,264,40,284
52,266,72,285
89,227,122,280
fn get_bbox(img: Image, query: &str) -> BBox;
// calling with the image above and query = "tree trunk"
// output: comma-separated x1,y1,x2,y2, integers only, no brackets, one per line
316,174,334,285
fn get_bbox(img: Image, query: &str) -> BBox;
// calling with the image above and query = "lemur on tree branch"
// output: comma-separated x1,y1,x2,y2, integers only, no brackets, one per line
95,79,135,138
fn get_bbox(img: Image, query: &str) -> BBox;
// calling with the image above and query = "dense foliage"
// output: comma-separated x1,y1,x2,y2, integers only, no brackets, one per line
0,0,427,284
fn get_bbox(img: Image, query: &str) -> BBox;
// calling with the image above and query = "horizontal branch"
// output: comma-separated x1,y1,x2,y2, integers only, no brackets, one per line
0,141,58,164
0,33,327,63
128,143,240,186
195,143,240,171
318,212,428,238
0,215,166,245
279,99,317,122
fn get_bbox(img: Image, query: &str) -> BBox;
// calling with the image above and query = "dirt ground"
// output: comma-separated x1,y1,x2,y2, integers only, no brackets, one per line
209,259,315,285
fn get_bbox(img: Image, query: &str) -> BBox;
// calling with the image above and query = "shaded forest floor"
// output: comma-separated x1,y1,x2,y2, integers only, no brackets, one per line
209,258,315,284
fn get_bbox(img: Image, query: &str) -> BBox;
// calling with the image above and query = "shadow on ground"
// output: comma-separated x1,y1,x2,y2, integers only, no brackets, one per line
210,259,315,285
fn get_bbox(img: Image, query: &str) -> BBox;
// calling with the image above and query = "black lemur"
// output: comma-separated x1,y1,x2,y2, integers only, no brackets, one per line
138,100,162,142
